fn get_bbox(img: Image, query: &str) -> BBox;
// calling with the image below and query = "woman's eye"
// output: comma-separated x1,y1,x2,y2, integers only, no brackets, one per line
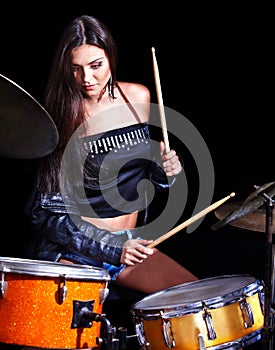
91,62,102,69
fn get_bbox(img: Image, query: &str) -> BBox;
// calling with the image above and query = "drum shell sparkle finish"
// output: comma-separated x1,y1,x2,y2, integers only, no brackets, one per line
131,275,264,350
0,257,110,349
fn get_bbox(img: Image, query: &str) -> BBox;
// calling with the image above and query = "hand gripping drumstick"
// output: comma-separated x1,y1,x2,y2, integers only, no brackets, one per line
147,192,235,248
152,47,170,153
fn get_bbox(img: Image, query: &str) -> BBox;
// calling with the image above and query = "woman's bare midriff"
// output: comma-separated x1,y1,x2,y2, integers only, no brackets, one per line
81,211,138,231
59,212,138,265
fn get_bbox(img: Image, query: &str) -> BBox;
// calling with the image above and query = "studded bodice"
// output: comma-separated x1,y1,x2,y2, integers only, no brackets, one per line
75,123,153,218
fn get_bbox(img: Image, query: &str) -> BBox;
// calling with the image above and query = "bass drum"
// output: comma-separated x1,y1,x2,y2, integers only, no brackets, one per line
131,275,264,350
0,256,110,349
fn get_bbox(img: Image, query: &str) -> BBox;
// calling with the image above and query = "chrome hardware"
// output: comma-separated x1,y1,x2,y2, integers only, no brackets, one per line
0,272,8,298
202,304,217,340
161,310,176,348
198,333,206,350
240,297,254,328
57,276,68,304
100,285,109,304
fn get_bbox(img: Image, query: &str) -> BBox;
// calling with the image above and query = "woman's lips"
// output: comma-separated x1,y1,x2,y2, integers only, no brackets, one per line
85,85,96,91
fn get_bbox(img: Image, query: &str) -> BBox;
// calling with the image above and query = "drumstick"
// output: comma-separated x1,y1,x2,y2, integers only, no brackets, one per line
147,192,235,248
151,47,170,153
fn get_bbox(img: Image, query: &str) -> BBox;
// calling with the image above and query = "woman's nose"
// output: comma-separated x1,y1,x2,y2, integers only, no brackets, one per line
83,69,93,84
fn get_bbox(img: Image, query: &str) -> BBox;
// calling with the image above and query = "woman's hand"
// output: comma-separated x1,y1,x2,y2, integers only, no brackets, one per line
160,141,182,176
120,239,154,265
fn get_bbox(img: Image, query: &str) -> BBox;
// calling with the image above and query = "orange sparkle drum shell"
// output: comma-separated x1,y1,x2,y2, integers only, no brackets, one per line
131,275,264,350
0,257,110,349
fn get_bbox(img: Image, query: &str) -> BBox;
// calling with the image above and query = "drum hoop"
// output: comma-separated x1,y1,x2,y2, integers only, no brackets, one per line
0,256,110,281
206,329,262,349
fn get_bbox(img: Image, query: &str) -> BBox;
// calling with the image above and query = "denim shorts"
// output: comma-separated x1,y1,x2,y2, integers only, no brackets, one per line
61,251,126,281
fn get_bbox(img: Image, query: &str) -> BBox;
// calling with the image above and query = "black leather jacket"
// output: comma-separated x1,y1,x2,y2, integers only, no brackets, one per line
25,157,177,266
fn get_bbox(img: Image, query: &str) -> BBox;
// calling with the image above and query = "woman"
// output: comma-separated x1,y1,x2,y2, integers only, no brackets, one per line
25,14,197,295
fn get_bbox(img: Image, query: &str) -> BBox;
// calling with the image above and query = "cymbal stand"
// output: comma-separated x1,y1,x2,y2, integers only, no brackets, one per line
261,191,274,350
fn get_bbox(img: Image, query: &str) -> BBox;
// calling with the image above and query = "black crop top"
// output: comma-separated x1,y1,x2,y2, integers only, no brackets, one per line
75,123,153,218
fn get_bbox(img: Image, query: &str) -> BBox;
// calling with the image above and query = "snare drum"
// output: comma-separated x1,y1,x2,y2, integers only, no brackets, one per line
131,275,264,350
0,256,110,349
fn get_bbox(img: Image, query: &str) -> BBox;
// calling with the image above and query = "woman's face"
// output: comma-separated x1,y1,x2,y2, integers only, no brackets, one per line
72,44,111,98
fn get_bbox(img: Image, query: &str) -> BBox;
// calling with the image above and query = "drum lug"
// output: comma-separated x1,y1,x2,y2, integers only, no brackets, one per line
57,277,68,304
100,285,109,304
135,321,147,346
161,311,176,348
260,287,265,313
0,272,8,298
202,304,217,340
240,297,254,328
198,333,207,350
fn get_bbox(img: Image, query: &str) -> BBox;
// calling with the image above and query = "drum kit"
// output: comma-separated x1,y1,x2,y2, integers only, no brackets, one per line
0,73,274,350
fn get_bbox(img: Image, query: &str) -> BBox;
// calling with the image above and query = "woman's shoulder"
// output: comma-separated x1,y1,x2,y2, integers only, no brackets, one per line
117,81,151,103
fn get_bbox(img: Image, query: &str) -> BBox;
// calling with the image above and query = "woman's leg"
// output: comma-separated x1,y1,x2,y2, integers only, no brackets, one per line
115,248,198,294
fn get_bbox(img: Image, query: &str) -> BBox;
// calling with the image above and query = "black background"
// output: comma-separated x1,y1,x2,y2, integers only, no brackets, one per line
0,3,274,350
0,1,273,291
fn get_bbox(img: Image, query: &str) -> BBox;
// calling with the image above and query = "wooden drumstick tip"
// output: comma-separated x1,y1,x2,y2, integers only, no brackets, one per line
151,47,155,53
230,192,235,198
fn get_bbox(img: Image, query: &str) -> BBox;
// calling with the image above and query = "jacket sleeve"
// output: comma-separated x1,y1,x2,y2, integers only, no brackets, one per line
25,187,138,266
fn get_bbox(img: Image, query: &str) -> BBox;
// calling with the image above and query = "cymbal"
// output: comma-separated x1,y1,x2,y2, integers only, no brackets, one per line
214,202,275,233
212,181,275,232
0,74,59,159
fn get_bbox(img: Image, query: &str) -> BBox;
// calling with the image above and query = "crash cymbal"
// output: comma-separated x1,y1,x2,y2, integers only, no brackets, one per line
211,181,275,231
0,74,59,159
245,181,275,202
214,202,275,233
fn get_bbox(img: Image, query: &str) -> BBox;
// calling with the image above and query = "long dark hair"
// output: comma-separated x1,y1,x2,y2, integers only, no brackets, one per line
38,15,118,193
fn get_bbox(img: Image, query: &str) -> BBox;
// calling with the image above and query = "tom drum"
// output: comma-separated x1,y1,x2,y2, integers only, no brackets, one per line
0,256,110,349
131,275,264,350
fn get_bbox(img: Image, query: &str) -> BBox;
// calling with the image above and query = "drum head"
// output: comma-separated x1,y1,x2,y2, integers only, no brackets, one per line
0,256,110,281
133,275,262,310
